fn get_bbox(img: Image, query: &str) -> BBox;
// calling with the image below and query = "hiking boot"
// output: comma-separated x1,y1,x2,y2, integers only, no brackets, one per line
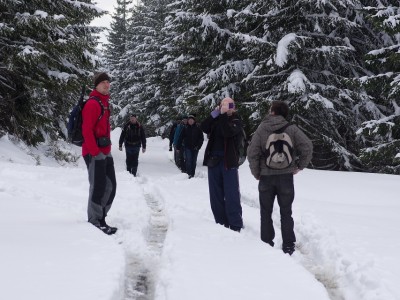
229,226,241,232
95,225,116,235
282,246,295,256
99,220,118,235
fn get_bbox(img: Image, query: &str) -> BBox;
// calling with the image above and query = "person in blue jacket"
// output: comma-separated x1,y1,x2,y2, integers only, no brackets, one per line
173,116,187,171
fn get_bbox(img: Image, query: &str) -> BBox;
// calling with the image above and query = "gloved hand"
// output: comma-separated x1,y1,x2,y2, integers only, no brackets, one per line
118,146,122,151
142,148,146,153
211,107,220,118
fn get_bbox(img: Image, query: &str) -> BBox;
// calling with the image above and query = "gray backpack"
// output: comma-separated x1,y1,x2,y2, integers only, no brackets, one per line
265,123,294,169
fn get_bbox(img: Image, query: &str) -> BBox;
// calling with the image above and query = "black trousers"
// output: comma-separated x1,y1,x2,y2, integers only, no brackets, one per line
258,173,295,248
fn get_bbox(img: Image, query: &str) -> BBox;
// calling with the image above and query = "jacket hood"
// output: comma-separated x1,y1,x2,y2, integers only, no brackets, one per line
260,115,289,132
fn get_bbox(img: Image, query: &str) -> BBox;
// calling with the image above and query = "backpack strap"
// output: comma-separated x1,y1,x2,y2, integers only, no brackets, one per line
274,123,292,134
88,96,105,121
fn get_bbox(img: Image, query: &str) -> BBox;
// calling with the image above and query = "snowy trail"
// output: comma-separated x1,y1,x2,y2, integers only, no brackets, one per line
1,134,398,300
126,138,329,299
131,138,343,299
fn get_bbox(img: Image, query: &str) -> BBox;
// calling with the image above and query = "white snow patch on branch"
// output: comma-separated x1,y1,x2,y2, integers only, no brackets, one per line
34,10,48,18
287,69,315,93
306,93,334,109
276,33,300,67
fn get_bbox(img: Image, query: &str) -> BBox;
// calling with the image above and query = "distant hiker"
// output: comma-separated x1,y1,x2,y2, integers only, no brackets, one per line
168,117,180,152
201,97,243,232
82,72,117,235
247,100,313,255
177,114,204,178
118,114,147,176
173,116,188,172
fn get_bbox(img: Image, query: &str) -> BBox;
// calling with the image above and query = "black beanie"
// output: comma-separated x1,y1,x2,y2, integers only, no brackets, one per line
94,72,110,87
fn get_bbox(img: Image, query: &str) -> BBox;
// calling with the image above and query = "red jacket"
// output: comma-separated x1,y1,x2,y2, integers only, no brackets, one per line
82,90,111,156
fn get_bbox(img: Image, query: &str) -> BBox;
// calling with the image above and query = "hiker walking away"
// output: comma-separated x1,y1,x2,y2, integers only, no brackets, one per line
168,117,179,151
173,116,188,172
118,114,147,177
82,72,117,235
201,98,243,232
177,114,204,178
247,100,313,255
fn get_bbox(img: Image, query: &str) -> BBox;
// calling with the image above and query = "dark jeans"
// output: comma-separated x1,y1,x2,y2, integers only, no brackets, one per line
259,174,295,248
125,145,141,175
207,160,243,229
185,148,199,177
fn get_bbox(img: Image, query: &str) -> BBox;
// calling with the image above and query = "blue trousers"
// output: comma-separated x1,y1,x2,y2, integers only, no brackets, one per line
207,160,243,229
185,148,199,177
125,145,141,175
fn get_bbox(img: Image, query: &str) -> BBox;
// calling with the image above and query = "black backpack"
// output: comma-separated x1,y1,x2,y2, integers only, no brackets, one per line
67,85,104,146
124,122,142,144
235,127,249,166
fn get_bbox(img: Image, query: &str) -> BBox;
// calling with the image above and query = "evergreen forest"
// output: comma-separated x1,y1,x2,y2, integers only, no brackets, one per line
1,0,399,173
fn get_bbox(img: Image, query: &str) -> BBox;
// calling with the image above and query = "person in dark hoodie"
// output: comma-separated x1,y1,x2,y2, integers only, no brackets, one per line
177,114,204,178
201,97,244,232
118,114,147,177
82,72,117,235
247,100,313,255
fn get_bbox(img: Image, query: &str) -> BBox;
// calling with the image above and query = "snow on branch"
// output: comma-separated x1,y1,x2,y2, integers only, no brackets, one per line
199,59,254,88
287,69,315,94
275,33,305,67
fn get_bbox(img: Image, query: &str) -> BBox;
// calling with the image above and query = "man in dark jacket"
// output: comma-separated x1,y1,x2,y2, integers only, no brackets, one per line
201,97,243,232
177,114,204,178
82,72,117,235
247,100,313,255
118,114,147,176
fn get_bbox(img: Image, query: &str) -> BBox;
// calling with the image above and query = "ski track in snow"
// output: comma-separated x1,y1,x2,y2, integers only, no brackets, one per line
121,175,169,300
120,163,384,300
1,134,394,300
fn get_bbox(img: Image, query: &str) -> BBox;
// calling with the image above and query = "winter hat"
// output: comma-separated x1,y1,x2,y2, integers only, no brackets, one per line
188,114,196,120
130,114,137,118
94,72,110,87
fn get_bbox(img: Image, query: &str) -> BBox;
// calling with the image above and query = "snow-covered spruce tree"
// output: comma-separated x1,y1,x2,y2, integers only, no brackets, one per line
165,0,272,128
244,0,381,171
0,0,104,145
112,0,175,135
357,1,400,173
103,0,133,107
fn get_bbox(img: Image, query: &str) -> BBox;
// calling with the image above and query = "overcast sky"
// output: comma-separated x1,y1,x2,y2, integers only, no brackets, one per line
91,0,117,45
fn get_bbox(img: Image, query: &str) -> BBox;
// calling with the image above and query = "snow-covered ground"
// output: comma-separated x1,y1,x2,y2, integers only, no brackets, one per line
0,129,399,300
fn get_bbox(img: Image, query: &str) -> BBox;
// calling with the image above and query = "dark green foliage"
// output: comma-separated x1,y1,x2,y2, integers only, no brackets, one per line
0,0,104,145
104,0,400,173
357,1,400,173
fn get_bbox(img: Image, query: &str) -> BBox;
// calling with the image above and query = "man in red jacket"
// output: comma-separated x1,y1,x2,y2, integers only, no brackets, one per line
82,72,117,235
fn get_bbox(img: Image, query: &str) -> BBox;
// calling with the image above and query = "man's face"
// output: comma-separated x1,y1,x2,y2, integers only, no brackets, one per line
130,116,137,123
188,118,195,125
96,80,110,95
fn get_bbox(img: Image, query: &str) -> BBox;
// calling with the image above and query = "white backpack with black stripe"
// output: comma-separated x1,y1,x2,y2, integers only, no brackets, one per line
265,123,294,169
